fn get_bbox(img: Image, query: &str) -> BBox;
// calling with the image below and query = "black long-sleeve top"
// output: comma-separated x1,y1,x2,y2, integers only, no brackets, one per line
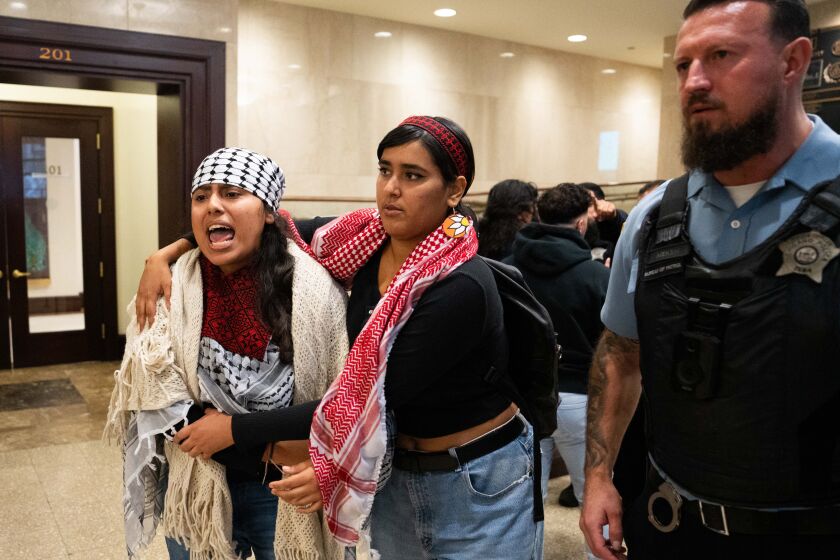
228,217,511,450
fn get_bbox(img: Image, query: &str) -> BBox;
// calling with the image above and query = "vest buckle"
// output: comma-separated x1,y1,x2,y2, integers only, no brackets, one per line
647,481,682,533
699,500,730,536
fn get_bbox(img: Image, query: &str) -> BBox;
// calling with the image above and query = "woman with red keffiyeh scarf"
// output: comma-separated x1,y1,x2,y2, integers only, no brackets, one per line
135,117,541,560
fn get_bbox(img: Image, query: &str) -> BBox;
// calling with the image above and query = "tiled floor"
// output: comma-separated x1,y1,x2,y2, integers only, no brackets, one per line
0,361,586,560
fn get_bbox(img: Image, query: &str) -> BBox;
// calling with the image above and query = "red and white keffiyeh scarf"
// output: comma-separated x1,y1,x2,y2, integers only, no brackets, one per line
283,208,477,544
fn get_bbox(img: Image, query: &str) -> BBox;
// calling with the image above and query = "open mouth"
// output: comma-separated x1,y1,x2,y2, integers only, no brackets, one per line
208,224,235,248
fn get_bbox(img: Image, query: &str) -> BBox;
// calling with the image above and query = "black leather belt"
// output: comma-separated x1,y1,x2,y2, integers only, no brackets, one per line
647,468,840,536
393,414,525,472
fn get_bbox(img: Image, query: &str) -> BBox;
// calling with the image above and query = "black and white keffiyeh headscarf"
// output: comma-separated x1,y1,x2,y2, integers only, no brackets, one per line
192,147,286,211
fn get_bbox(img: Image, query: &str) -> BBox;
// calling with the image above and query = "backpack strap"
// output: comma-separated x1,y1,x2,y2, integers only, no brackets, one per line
799,175,840,233
641,174,692,282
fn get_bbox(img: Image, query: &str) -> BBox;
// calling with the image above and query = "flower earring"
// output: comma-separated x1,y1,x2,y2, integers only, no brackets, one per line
442,212,471,238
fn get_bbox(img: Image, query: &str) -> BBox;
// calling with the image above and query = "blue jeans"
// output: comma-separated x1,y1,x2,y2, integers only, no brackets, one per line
370,419,539,559
166,477,278,559
539,392,599,560
550,392,587,503
536,437,554,560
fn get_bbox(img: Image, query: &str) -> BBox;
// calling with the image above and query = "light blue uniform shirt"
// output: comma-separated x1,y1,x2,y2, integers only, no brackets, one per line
602,115,840,339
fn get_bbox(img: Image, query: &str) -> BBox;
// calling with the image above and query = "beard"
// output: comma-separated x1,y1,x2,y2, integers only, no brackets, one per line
680,89,780,172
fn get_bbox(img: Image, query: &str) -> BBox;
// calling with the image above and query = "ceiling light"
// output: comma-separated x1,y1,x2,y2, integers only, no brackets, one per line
218,26,232,33
601,68,617,75
567,34,588,43
288,64,301,70
10,1,26,9
499,52,515,58
434,8,457,17
374,31,392,38
663,53,672,58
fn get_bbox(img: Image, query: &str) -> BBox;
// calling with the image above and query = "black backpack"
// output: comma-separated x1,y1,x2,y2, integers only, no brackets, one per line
481,257,559,438
481,257,559,522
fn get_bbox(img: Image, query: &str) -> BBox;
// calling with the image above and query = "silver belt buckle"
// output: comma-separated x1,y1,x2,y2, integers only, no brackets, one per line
647,481,683,533
699,501,730,536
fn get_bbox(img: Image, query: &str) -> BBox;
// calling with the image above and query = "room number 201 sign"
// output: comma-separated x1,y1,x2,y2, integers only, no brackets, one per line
39,47,73,62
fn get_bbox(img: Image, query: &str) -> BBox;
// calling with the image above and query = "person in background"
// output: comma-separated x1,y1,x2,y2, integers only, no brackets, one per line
478,179,539,260
106,148,348,560
580,182,628,251
637,180,665,201
505,183,609,560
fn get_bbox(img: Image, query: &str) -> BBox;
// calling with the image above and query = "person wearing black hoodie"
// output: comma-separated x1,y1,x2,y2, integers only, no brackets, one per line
505,183,609,553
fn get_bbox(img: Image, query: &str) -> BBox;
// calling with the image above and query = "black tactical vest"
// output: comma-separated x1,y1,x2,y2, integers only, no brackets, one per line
635,175,840,508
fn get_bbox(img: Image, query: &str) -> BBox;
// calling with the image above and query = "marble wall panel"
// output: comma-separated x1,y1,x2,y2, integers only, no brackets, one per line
0,0,132,30
6,0,664,207
0,0,74,24
238,0,663,199
657,35,683,181
127,0,237,40
811,1,840,30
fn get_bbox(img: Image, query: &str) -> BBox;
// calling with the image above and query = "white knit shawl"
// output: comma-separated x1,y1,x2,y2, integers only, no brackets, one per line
106,242,349,560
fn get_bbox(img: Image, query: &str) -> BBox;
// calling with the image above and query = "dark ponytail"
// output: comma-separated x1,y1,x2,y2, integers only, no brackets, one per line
253,216,295,363
477,180,538,260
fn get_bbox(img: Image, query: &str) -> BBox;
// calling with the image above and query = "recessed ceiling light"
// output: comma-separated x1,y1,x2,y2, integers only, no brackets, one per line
10,1,26,9
567,34,587,43
499,52,515,58
434,8,457,17
218,26,232,33
601,68,617,75
288,64,301,70
374,31,392,38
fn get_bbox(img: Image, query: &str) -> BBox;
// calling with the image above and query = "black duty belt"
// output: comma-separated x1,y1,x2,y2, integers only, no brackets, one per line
393,414,525,472
646,468,840,536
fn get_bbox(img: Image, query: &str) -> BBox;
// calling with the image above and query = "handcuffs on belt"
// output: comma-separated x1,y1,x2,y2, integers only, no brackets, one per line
648,480,732,536
647,481,683,533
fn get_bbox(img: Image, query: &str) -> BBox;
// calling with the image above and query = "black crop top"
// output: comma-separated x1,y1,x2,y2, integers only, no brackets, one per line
346,247,510,437
224,220,510,446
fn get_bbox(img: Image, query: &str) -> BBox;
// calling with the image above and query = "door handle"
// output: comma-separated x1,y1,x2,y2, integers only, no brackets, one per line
12,269,31,278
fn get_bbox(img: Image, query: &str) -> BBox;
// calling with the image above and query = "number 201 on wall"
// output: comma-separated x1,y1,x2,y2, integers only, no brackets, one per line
39,47,73,62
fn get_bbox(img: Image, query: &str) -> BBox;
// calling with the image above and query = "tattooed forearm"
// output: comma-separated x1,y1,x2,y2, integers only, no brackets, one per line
585,358,610,472
585,329,641,474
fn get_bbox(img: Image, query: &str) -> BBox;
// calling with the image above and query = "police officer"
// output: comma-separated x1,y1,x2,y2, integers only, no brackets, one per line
580,1,840,558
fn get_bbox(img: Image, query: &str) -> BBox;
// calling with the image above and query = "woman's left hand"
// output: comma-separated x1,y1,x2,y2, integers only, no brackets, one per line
173,408,234,459
268,460,323,514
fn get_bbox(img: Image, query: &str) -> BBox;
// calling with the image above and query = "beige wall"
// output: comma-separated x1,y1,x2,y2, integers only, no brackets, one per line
657,1,840,180
0,84,158,333
811,0,840,29
238,0,663,218
2,0,663,214
657,35,682,181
